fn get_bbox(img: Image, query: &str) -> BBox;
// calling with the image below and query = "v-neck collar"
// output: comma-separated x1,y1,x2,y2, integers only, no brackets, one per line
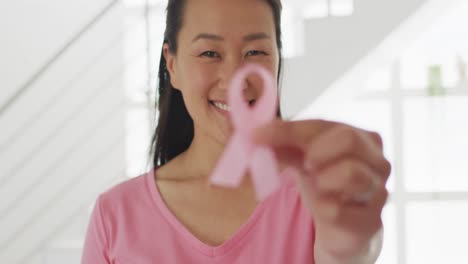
145,168,271,257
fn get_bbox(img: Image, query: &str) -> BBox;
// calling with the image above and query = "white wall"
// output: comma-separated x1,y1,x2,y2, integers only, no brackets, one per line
0,1,127,263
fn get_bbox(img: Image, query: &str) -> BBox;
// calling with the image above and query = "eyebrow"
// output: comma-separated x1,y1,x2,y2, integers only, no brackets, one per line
192,32,271,43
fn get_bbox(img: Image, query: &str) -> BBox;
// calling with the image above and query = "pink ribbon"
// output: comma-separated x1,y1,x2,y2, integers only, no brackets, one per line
209,64,281,201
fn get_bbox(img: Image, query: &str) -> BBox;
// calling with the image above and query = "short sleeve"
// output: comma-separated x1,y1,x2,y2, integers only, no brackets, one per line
81,195,111,264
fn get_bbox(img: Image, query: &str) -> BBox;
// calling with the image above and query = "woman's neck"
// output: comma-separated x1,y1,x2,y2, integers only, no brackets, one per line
178,128,227,180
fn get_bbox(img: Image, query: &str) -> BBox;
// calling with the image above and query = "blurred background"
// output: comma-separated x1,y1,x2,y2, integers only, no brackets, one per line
1,0,467,263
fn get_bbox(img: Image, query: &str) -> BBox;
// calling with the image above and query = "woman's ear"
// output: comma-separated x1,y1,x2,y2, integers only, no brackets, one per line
163,43,181,90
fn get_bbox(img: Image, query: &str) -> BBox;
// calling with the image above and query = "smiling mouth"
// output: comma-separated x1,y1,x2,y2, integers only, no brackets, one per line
209,100,256,112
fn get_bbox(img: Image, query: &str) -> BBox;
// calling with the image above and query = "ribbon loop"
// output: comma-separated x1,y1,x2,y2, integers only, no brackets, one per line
210,64,281,201
228,64,278,134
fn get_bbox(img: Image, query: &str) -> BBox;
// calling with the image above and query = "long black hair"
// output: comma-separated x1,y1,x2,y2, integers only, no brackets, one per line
150,0,284,167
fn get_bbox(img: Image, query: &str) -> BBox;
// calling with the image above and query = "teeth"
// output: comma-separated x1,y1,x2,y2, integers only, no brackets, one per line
212,102,230,111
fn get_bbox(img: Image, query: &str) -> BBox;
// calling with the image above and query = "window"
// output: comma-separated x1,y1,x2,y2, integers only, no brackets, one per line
300,0,355,19
282,0,355,57
301,1,468,263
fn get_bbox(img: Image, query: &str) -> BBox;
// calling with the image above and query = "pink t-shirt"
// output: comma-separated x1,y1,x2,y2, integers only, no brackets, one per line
82,169,315,263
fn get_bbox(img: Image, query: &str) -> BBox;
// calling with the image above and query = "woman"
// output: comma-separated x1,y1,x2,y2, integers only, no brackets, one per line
82,0,390,263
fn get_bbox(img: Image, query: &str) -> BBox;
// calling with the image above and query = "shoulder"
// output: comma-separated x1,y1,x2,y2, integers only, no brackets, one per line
84,171,154,258
103,173,146,198
96,172,151,215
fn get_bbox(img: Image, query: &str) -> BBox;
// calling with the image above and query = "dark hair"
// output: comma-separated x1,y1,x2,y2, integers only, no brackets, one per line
150,0,283,167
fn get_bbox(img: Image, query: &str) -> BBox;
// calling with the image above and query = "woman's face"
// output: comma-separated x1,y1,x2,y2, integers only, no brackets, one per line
164,0,279,145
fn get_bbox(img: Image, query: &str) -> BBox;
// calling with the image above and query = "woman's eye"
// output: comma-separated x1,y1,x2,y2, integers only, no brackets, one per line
246,50,268,57
200,51,220,58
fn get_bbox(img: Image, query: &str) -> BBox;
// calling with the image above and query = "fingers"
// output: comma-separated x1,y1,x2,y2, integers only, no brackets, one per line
368,131,384,151
273,146,305,169
255,120,391,180
313,183,387,235
294,156,389,222
313,159,383,202
299,158,388,210
254,119,336,149
254,119,391,232
303,125,391,178
259,119,391,251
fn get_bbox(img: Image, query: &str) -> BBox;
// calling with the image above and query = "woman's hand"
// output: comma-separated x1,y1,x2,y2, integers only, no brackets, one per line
255,119,391,263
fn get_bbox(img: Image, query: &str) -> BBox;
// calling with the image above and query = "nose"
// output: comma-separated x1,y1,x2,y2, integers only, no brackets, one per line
218,60,246,92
